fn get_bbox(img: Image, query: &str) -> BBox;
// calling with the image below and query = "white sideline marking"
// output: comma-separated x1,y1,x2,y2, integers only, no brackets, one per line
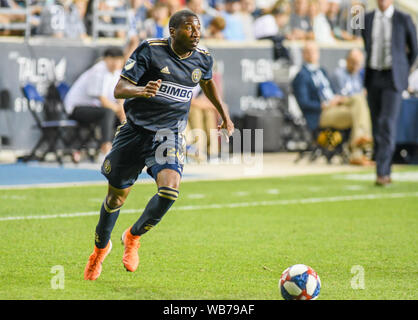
335,172,418,182
233,191,250,196
0,195,27,200
187,194,206,199
1,192,418,222
267,189,280,195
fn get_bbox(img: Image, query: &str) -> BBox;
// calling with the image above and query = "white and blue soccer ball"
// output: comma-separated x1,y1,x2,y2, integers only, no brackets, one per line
279,264,321,300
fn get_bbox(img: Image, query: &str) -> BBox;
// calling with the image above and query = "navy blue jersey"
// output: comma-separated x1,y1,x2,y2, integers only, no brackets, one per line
121,37,213,133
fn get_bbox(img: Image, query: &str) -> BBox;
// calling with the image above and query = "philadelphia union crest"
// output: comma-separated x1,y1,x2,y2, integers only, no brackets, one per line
103,159,111,174
191,68,202,83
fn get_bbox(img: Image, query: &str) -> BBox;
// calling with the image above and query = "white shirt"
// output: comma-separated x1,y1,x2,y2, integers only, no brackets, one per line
253,14,278,39
370,5,394,70
64,60,121,114
312,14,335,44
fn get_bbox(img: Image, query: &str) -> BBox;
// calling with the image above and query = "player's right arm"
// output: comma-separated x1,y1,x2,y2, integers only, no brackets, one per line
114,78,161,99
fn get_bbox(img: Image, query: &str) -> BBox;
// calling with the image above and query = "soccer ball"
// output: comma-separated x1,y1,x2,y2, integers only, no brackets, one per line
279,264,321,300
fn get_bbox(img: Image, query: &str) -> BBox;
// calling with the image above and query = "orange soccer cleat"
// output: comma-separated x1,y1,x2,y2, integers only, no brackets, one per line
121,227,141,272
84,240,112,281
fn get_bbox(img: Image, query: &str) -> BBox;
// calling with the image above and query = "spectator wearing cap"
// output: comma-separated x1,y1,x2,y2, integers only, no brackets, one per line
64,47,126,158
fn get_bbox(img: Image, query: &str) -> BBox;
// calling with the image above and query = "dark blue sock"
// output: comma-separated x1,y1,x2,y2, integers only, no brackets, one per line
95,199,121,249
130,187,179,236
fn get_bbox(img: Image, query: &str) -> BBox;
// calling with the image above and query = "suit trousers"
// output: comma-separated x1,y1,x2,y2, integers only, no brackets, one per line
366,70,403,177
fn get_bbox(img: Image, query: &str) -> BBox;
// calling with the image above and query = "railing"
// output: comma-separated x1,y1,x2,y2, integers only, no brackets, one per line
0,0,131,41
91,0,130,41
0,0,416,41
0,6,31,38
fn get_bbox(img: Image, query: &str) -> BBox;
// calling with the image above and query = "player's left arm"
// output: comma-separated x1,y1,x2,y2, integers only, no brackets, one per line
199,78,234,137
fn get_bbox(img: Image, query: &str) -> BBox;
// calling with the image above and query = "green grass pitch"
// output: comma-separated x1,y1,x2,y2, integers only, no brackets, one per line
0,169,417,300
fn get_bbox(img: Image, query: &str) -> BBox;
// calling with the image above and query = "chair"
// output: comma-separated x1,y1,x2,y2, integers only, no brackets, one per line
291,95,350,164
55,82,101,161
294,119,350,164
20,83,78,163
258,81,311,152
56,82,70,103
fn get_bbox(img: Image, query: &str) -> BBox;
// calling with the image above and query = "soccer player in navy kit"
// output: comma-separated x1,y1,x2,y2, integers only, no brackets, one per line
84,10,234,280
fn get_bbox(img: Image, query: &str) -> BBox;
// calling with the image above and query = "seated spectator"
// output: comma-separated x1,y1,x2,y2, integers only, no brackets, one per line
331,48,365,97
326,0,354,41
109,0,130,39
36,0,66,38
207,0,225,11
142,2,170,39
36,0,87,39
64,47,126,159
65,0,88,39
186,0,215,37
124,0,152,58
288,0,312,40
0,0,30,34
308,0,336,43
336,0,364,41
239,0,256,40
84,0,124,38
206,15,226,39
221,0,246,41
253,7,290,40
255,0,277,11
162,0,183,16
292,42,373,165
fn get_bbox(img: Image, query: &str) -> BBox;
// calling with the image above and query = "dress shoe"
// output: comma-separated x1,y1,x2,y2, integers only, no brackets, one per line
375,176,392,186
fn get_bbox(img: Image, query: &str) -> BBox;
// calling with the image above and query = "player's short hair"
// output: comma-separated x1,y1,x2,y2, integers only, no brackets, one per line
103,47,124,58
169,9,199,30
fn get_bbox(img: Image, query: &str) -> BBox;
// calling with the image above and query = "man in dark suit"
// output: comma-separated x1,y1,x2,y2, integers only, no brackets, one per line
362,0,417,186
292,41,373,165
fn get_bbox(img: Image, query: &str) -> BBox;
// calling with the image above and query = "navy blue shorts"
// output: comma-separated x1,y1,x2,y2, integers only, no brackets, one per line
101,120,185,189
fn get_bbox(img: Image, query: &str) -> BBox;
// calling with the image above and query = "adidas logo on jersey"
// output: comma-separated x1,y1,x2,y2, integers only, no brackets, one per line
160,66,171,74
